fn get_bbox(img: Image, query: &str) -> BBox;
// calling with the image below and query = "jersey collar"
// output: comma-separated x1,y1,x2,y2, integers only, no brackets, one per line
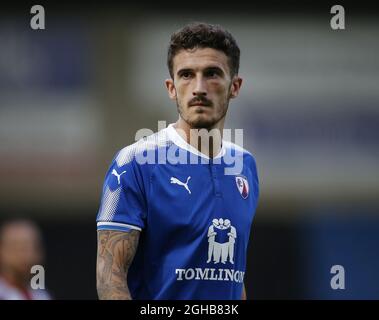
166,123,226,160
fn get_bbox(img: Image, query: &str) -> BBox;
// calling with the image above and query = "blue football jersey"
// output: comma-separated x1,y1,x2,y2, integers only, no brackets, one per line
96,124,259,299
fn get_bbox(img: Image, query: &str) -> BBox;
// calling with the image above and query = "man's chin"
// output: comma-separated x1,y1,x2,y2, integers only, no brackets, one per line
187,116,216,129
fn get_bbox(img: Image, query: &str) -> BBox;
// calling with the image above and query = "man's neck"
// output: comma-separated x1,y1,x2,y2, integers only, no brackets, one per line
174,118,224,158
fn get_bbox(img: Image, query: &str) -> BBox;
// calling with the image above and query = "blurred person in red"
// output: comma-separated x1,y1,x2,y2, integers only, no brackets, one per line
0,219,50,300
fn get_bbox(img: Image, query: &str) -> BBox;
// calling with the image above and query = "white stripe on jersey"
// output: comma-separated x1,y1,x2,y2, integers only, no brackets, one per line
97,221,142,231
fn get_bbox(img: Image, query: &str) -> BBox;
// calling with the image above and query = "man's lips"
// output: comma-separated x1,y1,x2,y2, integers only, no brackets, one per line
188,101,212,107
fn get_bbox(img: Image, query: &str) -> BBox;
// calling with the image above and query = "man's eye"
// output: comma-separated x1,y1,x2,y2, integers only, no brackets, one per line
206,70,219,78
181,72,191,79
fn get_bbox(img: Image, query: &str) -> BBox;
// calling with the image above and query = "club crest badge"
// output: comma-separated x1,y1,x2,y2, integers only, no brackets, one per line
235,175,249,199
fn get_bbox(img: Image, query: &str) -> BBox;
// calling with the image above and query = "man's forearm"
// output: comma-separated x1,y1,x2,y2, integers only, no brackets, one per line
96,230,140,300
97,253,132,299
241,284,247,300
97,278,132,300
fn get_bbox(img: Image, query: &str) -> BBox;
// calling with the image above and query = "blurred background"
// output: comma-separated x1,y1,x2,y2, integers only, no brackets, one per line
0,1,378,299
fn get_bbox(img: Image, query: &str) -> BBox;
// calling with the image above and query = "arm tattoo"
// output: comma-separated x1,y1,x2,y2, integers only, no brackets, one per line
96,229,140,300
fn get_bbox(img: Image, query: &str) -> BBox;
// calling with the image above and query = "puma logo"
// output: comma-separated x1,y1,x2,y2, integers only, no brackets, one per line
112,169,126,185
170,176,191,194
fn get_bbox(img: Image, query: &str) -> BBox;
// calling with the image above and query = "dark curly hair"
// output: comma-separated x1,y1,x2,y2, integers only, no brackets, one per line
167,22,240,79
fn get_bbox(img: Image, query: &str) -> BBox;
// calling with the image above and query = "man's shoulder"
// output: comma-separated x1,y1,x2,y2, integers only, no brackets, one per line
113,128,172,167
223,141,255,159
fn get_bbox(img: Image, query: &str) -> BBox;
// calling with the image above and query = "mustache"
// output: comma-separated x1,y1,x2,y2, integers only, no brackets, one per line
188,96,212,107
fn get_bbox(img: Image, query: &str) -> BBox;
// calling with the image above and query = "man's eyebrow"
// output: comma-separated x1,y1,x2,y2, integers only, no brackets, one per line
176,68,193,76
177,66,225,76
204,66,225,73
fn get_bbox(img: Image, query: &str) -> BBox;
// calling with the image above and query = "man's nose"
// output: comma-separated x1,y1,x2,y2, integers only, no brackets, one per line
193,76,207,96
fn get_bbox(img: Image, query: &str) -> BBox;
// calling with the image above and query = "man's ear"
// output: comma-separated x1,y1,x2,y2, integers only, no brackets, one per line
229,76,243,99
165,78,177,100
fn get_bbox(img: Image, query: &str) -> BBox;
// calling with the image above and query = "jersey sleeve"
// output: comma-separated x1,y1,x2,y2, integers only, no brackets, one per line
96,153,147,232
249,154,259,205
